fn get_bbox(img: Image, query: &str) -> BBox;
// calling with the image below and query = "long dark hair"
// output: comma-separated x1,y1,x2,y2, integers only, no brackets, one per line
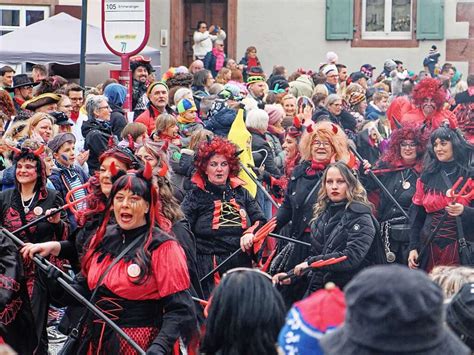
201,270,286,355
423,126,473,175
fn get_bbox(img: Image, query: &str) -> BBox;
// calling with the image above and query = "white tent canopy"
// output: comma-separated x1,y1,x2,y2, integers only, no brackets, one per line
0,12,160,65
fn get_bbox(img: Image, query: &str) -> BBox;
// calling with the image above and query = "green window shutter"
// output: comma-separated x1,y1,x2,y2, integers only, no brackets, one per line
416,0,444,40
326,0,354,40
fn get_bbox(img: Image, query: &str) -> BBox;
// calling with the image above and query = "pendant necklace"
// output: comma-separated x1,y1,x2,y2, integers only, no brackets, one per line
21,191,37,214
401,170,411,190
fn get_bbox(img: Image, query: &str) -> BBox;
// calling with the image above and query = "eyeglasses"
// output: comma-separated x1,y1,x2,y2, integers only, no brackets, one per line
400,142,417,148
224,267,273,282
330,103,342,107
327,74,339,78
312,140,332,148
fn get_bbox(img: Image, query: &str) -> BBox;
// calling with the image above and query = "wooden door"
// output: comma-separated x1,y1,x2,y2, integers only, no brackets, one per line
183,0,227,66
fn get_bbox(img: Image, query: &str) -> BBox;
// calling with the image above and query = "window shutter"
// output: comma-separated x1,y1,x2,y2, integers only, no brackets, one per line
326,0,354,40
416,0,444,40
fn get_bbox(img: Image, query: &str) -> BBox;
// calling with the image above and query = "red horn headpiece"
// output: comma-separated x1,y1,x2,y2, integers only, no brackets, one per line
33,145,45,157
143,161,153,180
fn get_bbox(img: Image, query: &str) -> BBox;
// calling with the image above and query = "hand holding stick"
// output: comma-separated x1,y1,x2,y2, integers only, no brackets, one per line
13,184,89,235
276,256,348,283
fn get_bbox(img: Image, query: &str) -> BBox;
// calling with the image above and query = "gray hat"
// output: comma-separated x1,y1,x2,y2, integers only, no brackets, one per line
47,133,76,153
384,59,397,72
320,265,470,355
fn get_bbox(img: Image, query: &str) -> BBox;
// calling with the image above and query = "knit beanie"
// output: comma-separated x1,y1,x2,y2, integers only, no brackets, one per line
146,81,169,98
177,98,197,114
322,65,338,76
326,51,339,64
278,283,346,355
247,75,265,86
349,92,366,107
265,104,285,126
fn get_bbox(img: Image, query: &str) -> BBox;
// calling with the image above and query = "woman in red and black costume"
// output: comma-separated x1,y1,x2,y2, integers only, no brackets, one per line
364,125,428,264
181,136,266,298
269,121,355,307
42,165,197,354
0,140,69,354
408,126,474,271
21,145,142,337
0,230,37,354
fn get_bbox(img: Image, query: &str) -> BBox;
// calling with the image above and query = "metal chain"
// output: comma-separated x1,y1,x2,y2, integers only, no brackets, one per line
381,221,396,263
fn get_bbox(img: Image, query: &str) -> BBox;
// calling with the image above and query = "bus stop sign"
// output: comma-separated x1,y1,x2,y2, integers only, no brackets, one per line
102,0,150,56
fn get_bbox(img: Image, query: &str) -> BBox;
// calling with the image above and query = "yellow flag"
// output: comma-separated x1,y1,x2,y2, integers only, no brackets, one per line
228,109,257,197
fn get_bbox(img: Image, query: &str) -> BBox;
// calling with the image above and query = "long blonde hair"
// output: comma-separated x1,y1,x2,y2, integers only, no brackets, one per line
312,161,372,220
27,112,54,137
430,266,474,299
299,121,351,162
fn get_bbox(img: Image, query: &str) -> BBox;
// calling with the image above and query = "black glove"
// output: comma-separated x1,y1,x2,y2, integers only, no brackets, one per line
46,264,62,281
146,343,166,355
271,183,284,199
261,171,272,185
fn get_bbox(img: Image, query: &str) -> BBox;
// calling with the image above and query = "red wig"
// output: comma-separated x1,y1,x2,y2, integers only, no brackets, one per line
195,136,240,179
411,78,446,110
380,124,429,171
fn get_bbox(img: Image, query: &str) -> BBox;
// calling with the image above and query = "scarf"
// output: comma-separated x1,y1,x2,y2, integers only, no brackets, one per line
267,124,285,138
212,48,225,72
158,133,182,147
306,159,330,176
177,113,196,124
54,160,77,179
325,82,337,95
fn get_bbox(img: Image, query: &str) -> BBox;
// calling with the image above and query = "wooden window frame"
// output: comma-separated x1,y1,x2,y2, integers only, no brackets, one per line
352,0,419,47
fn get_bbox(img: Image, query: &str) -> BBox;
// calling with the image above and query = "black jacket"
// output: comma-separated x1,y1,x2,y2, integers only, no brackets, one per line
355,129,381,165
81,117,113,174
204,107,237,137
365,164,419,222
307,201,378,292
249,129,281,178
109,103,127,139
172,219,204,299
312,108,357,138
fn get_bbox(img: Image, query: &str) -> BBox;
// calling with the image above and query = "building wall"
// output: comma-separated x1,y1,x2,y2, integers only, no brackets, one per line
235,0,471,76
